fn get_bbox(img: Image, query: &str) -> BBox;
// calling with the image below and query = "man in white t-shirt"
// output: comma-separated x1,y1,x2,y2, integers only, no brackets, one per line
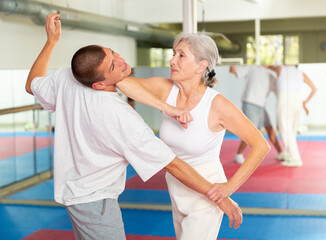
25,14,242,239
230,65,283,164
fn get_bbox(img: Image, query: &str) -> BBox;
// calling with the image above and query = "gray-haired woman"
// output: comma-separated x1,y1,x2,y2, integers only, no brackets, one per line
117,33,270,240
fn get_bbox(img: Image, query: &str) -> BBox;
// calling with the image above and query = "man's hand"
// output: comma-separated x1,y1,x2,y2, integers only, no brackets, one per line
25,13,61,95
163,104,193,129
206,182,234,204
229,66,236,74
45,13,61,44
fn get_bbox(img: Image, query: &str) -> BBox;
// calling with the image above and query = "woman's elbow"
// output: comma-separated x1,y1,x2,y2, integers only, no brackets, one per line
252,136,271,158
261,138,271,156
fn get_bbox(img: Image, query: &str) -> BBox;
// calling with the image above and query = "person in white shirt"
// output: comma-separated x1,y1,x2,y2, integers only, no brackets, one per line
230,65,283,164
25,13,242,240
269,65,317,167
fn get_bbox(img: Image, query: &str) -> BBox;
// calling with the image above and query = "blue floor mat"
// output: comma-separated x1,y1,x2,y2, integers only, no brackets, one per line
1,204,326,240
8,179,326,211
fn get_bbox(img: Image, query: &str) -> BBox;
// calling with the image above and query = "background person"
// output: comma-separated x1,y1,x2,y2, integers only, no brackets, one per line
230,65,283,164
269,65,317,167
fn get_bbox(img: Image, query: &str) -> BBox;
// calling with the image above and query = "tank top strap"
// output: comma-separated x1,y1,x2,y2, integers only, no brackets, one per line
165,84,179,106
203,87,219,106
193,87,219,117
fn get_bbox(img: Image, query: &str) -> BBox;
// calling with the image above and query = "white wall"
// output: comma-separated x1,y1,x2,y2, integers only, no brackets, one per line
298,63,326,127
122,0,326,23
0,0,136,69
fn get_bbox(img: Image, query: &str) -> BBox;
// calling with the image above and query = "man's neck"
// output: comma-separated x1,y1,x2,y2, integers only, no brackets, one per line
103,85,117,92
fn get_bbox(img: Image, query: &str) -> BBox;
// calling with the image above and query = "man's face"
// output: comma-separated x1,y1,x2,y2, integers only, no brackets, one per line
98,48,131,86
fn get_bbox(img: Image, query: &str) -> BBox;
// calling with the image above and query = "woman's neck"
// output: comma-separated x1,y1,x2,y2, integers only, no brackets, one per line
175,80,206,98
174,79,207,109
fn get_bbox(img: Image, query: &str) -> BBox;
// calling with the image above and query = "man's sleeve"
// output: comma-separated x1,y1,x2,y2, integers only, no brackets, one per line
31,70,58,113
236,66,249,79
105,103,176,182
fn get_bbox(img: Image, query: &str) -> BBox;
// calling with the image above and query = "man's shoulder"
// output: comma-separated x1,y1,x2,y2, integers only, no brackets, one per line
53,67,86,89
100,93,135,112
102,95,145,120
52,67,73,78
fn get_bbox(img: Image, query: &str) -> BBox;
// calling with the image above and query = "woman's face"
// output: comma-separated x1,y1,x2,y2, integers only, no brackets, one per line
170,41,201,82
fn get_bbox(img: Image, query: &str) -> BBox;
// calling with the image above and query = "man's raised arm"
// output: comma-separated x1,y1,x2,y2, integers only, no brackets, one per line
26,13,61,95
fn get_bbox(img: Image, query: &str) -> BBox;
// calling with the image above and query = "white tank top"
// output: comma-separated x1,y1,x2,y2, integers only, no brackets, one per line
159,84,226,166
277,66,304,94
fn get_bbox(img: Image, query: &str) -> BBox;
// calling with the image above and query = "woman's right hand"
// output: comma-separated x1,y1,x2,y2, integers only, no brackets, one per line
217,197,243,229
163,104,193,129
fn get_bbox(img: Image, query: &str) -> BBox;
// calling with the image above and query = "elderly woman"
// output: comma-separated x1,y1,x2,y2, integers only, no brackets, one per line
117,33,270,240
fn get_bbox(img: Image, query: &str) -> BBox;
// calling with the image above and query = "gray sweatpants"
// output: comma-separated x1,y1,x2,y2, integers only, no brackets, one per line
66,198,126,240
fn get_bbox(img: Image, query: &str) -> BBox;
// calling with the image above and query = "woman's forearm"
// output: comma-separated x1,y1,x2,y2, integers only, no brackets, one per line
116,77,168,111
228,136,270,193
116,77,193,128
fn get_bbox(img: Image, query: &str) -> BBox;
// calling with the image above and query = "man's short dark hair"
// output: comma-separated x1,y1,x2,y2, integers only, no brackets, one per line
71,45,106,88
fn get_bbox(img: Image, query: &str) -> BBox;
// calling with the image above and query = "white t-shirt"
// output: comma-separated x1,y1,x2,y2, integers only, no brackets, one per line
236,66,277,107
31,68,175,206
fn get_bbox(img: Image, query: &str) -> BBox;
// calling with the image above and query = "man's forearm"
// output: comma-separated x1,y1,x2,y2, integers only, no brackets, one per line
164,157,212,195
25,41,57,95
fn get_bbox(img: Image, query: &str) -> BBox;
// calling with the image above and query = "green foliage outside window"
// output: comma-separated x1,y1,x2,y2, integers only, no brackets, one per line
284,35,299,65
150,48,173,67
247,35,299,65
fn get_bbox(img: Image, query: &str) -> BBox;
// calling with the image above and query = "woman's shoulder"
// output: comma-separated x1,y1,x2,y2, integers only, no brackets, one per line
150,77,174,101
211,93,233,112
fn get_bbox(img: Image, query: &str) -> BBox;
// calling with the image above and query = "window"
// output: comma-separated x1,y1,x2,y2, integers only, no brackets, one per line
246,35,299,65
150,48,173,67
284,35,299,65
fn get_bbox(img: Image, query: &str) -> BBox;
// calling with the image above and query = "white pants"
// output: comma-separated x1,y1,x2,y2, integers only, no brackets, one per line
277,92,302,162
166,161,227,240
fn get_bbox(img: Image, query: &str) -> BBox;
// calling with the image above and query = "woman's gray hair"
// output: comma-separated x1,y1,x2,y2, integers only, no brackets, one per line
173,33,219,88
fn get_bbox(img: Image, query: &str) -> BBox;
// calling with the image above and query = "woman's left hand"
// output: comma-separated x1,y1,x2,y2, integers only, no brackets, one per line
206,182,233,204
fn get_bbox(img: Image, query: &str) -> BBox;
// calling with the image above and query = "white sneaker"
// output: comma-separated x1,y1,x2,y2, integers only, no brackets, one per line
276,152,287,161
235,154,245,164
281,160,302,167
